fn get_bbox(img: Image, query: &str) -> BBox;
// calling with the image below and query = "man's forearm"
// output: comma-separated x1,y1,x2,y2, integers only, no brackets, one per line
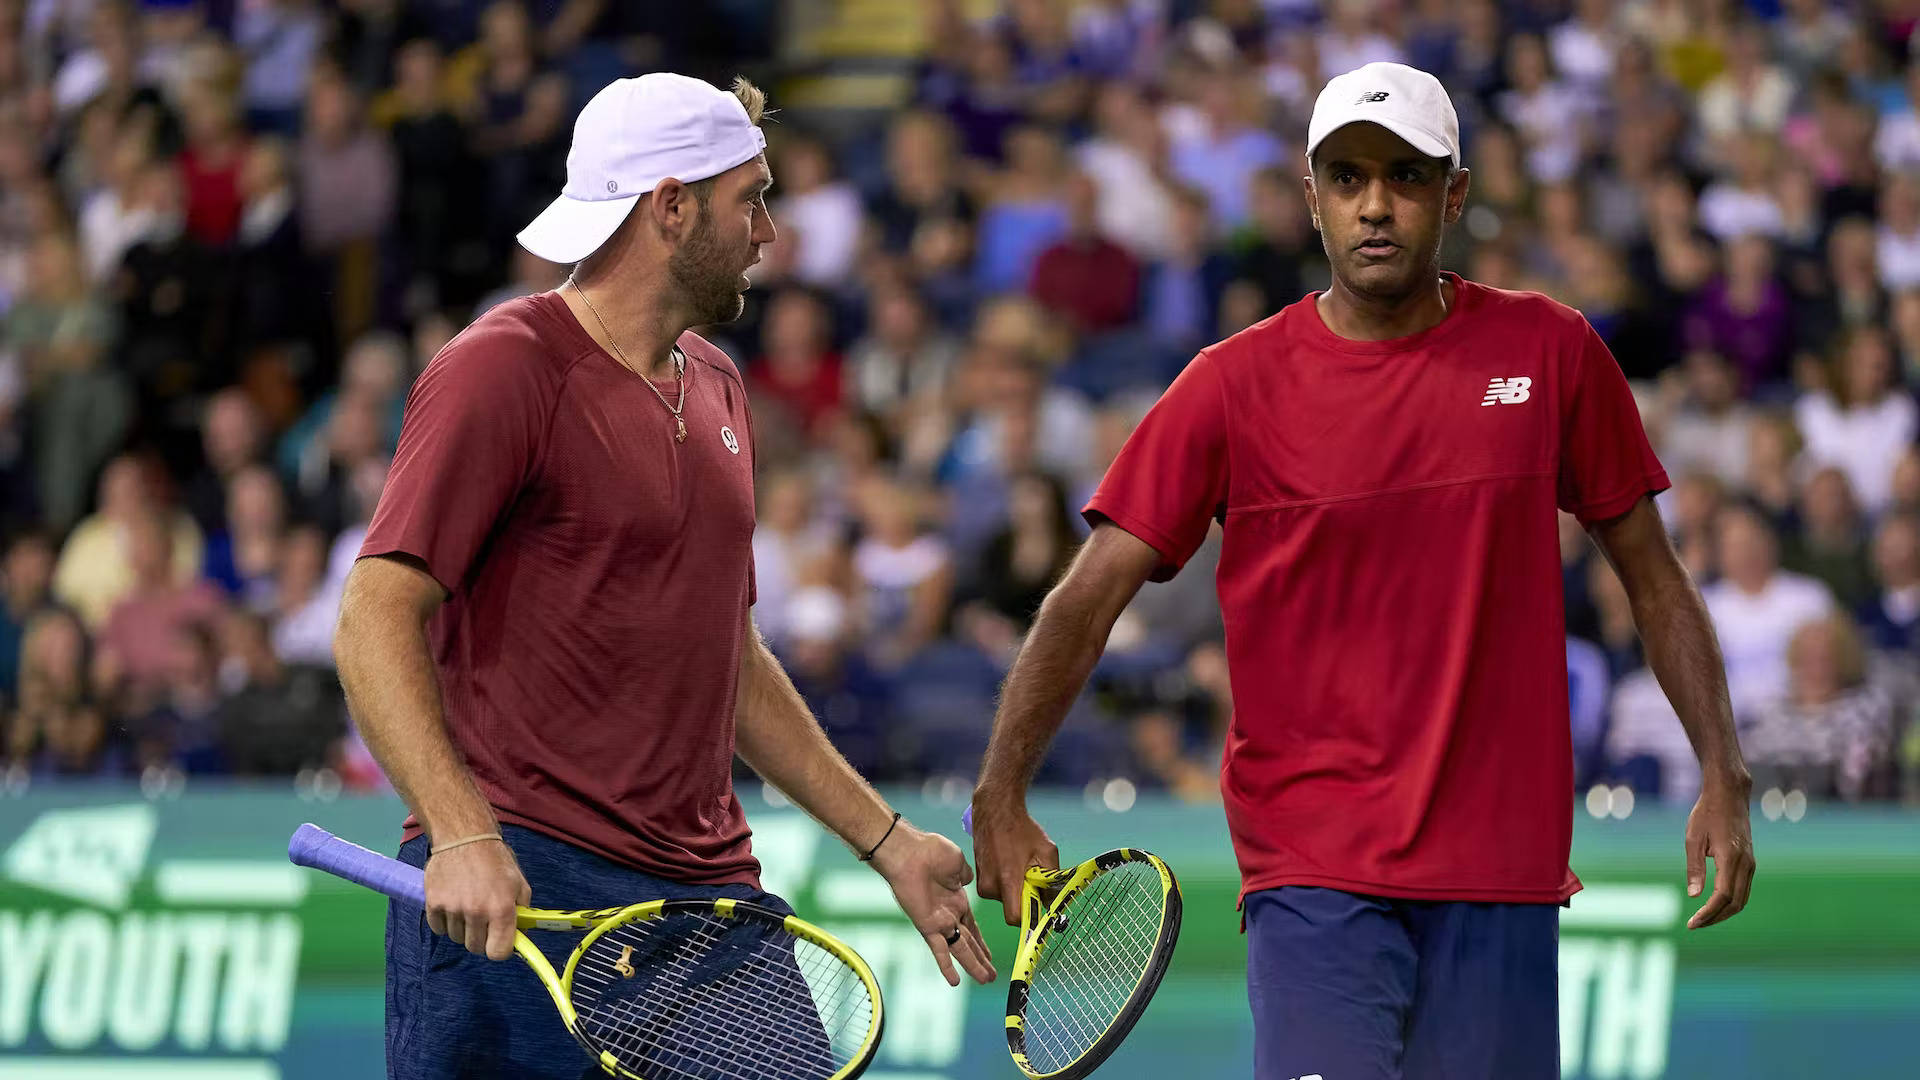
335,600,497,840
733,624,894,854
976,578,1112,802
1631,581,1751,789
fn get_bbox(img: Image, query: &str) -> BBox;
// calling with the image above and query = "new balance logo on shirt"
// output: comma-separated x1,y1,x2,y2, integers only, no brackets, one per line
1481,376,1532,406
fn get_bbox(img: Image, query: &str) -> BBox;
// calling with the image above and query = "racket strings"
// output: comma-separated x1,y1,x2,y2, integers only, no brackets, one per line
570,910,873,1080
1021,861,1167,1073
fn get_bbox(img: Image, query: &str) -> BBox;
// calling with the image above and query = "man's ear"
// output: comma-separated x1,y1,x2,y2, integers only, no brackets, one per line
1302,174,1321,232
1443,167,1471,225
648,178,695,237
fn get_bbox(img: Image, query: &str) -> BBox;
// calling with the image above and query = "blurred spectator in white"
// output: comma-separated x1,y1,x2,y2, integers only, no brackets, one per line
771,131,863,290
853,476,952,669
323,455,388,603
270,524,338,668
52,0,156,117
1169,67,1281,232
1697,132,1786,242
1497,32,1586,184
1859,512,1920,651
1696,19,1795,145
846,283,961,422
1783,466,1873,613
1548,0,1619,105
1874,63,1920,173
1315,0,1406,81
1876,171,1920,291
1030,172,1141,334
1704,503,1835,718
235,0,325,134
1794,325,1916,514
53,455,203,630
77,123,157,284
974,124,1072,295
1075,80,1176,261
1660,350,1755,488
1746,614,1896,802
1604,665,1698,804
751,469,838,649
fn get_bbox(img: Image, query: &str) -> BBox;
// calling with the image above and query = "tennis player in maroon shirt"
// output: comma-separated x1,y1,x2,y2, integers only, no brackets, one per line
335,74,992,1079
971,63,1757,1078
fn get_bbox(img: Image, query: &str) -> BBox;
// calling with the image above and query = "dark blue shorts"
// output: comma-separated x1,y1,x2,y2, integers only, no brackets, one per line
384,825,791,1080
1244,886,1559,1080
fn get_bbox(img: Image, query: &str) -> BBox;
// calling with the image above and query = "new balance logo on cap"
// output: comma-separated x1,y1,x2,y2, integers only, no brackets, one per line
1356,91,1390,103
1482,376,1532,406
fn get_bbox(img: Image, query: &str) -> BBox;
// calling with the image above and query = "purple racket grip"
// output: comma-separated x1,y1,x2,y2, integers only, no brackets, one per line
288,822,427,908
961,805,972,836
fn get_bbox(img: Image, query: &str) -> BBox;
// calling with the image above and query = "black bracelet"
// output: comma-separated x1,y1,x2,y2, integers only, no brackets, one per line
860,811,902,862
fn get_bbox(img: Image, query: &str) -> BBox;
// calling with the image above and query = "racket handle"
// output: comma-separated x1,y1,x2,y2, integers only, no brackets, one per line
288,822,427,908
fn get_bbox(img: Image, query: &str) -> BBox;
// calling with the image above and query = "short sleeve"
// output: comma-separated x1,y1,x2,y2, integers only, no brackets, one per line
1083,351,1229,581
1557,321,1670,524
359,338,554,594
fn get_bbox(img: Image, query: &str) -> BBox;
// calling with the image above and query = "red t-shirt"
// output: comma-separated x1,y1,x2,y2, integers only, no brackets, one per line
360,292,761,886
1085,274,1669,906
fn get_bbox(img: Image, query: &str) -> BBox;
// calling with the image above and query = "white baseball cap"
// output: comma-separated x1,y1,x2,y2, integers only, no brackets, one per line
1305,62,1460,170
517,73,768,264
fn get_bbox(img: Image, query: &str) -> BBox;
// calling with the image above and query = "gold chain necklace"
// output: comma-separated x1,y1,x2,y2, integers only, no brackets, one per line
568,275,688,443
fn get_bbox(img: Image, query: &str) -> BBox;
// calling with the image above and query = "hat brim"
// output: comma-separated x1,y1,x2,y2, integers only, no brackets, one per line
1306,118,1456,167
517,192,643,264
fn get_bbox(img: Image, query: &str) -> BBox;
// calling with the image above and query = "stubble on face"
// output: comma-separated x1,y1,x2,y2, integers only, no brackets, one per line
670,199,747,326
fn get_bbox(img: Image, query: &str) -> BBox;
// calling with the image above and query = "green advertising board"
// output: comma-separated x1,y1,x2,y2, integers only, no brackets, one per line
0,785,1914,1078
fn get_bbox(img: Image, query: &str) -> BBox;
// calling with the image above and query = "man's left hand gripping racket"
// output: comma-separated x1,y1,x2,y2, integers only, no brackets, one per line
288,823,883,1080
964,807,1183,1079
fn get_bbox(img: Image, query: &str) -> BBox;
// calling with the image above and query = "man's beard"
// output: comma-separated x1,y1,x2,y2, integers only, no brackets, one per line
670,212,746,326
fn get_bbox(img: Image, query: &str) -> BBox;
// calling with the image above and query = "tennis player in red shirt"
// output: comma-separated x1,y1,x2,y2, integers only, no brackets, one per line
335,74,992,1080
971,63,1756,1078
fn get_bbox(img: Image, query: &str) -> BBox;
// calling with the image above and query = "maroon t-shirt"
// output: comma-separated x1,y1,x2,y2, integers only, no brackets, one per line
1086,274,1669,906
360,292,761,885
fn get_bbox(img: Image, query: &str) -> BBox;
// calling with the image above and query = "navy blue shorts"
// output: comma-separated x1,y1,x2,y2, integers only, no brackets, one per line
384,825,792,1080
1244,886,1559,1080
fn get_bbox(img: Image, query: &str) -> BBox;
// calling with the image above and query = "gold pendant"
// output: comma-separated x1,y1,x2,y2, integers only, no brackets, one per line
675,416,687,443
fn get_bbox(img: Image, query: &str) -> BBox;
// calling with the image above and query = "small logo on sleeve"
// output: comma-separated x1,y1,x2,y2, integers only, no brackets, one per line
1481,376,1532,406
720,425,740,454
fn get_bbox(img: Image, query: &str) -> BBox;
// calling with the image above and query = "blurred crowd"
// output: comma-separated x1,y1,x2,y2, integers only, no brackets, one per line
3,0,1919,808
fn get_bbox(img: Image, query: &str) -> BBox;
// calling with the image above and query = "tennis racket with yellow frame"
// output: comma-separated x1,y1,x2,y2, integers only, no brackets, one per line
289,823,883,1080
963,808,1183,1079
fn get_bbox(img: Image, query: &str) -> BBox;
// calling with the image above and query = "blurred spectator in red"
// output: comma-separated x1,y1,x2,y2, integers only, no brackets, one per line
752,289,844,443
1029,171,1141,334
178,82,250,250
1795,325,1915,514
95,510,226,712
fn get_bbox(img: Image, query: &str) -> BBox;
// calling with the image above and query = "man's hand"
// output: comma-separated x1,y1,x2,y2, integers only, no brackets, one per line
1684,776,1756,929
870,822,996,986
424,839,532,960
970,792,1060,928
